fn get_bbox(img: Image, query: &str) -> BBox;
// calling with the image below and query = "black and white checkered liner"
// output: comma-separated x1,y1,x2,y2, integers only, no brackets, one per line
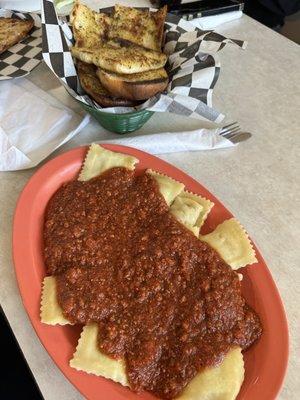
42,0,246,122
0,10,42,80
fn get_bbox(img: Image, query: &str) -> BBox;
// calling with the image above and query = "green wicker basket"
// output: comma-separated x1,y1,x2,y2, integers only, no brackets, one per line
81,103,154,134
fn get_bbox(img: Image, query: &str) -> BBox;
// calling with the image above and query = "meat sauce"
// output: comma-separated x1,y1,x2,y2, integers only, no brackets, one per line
44,167,262,399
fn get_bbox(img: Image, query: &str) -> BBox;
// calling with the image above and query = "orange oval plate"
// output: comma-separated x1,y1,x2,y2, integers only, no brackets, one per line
13,145,288,400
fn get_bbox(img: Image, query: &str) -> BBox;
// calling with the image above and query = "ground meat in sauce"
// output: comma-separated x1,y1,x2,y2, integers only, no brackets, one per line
44,167,262,399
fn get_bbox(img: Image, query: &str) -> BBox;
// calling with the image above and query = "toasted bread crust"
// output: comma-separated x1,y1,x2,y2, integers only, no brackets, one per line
108,5,167,51
77,61,137,107
0,18,34,54
71,41,167,74
152,6,167,50
97,68,168,100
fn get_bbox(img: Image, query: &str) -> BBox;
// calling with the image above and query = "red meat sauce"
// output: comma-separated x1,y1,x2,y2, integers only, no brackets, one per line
44,167,262,399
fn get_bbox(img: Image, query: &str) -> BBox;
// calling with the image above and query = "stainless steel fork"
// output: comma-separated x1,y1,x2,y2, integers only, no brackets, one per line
219,122,252,144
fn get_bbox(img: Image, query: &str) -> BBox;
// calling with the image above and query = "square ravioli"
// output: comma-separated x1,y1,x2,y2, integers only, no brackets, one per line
79,144,138,181
70,323,128,386
200,218,257,269
146,169,185,205
40,276,71,325
170,190,214,235
70,324,244,400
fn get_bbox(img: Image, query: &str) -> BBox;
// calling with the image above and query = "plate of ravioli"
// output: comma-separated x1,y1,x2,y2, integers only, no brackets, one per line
13,144,288,400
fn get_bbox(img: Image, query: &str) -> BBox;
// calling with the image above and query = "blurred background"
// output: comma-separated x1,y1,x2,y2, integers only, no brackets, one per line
154,0,300,43
244,0,300,43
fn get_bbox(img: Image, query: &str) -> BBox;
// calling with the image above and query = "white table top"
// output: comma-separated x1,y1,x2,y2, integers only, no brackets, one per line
0,12,299,400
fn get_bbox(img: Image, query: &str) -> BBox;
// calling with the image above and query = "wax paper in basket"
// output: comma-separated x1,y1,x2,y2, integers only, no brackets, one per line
41,0,246,122
0,9,42,80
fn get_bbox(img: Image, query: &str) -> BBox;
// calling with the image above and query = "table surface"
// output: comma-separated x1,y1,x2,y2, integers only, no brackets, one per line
0,7,300,400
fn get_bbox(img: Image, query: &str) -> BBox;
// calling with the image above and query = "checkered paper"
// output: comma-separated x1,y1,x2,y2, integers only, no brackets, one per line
0,9,42,80
42,0,246,122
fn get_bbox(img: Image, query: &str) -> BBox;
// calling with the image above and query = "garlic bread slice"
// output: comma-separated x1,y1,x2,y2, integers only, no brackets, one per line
0,17,34,54
70,1,111,48
108,4,167,51
97,67,168,100
71,41,167,74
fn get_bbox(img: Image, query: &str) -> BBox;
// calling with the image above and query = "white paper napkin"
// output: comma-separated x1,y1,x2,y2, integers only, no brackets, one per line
191,11,243,30
0,1,40,12
99,129,235,155
0,79,90,171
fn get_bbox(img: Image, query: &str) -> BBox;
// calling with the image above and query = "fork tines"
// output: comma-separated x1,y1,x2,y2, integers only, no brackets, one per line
219,122,240,138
